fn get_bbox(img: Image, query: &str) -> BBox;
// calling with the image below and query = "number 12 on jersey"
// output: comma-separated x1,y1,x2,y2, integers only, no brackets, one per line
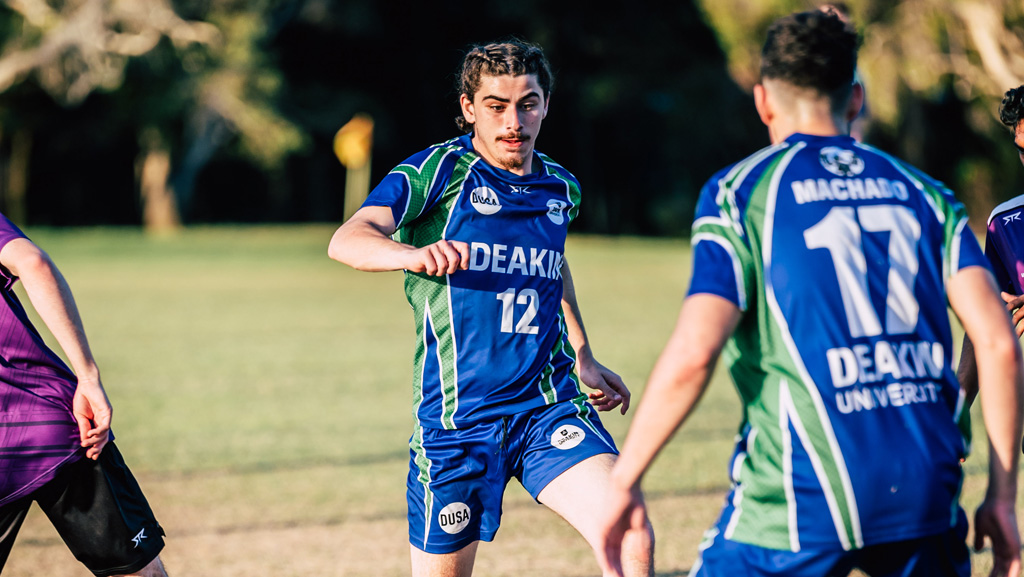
497,288,540,334
803,204,921,338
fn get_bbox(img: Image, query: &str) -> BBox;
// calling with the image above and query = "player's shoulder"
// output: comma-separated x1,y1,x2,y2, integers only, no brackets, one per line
988,194,1024,225
391,135,475,174
704,141,792,195
535,151,581,186
852,142,951,192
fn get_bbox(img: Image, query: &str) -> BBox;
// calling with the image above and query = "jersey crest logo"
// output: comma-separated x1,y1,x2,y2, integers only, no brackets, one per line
546,199,567,225
1003,211,1022,225
469,187,502,215
819,147,865,177
510,185,531,194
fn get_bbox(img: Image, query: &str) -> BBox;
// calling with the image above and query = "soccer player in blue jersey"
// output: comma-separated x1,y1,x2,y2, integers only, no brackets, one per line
595,10,1023,577
328,39,654,577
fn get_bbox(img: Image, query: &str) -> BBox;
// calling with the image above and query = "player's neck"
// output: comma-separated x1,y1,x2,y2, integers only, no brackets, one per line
768,100,850,145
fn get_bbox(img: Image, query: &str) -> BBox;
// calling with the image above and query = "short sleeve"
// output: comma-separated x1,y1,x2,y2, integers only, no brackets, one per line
361,146,456,231
0,214,27,283
685,171,754,310
983,233,1013,294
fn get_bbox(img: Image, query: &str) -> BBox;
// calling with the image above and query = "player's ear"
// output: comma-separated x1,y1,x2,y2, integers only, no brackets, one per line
845,82,864,124
754,83,772,126
542,95,550,119
460,93,476,124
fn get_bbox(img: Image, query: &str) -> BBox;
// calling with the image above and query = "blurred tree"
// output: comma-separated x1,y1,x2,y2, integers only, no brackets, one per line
271,0,761,234
695,0,1024,227
0,0,304,228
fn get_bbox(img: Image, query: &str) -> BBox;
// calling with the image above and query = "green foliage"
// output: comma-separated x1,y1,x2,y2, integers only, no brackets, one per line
694,0,1024,220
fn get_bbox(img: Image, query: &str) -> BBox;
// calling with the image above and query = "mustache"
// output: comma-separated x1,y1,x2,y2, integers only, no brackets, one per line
496,132,529,142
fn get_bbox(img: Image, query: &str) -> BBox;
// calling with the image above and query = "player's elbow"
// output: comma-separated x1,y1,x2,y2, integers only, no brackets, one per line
10,246,56,281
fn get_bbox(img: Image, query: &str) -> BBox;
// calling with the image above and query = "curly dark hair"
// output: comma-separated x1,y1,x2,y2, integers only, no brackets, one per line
999,86,1024,130
761,10,861,103
454,39,554,134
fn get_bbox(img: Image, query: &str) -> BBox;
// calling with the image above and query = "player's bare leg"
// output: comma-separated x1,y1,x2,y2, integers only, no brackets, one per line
117,555,168,577
410,540,478,577
539,453,654,577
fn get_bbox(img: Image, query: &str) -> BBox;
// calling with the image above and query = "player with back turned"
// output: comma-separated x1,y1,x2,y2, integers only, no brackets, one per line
329,39,654,577
595,10,1023,577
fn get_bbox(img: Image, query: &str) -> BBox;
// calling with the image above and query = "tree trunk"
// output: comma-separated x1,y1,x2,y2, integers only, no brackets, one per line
138,129,181,232
6,128,31,225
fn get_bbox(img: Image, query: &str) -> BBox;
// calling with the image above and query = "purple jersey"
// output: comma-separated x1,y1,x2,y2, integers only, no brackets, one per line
986,196,1024,294
0,214,81,507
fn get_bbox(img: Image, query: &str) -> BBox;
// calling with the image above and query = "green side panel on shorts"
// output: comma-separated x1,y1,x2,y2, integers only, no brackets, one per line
404,152,478,430
409,421,434,545
720,148,861,551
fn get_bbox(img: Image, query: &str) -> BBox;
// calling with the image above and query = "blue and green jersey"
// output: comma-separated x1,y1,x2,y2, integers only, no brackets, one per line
364,134,584,430
689,133,988,551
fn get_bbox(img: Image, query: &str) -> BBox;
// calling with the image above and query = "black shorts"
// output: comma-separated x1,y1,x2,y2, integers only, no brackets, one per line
0,442,165,577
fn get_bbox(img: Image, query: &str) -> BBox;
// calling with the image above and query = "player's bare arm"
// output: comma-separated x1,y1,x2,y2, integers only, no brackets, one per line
959,290,1024,407
0,237,111,460
329,205,469,276
559,258,629,414
949,267,1024,577
596,294,741,577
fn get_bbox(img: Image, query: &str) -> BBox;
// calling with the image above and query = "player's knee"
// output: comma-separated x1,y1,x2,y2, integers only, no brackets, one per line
114,555,168,577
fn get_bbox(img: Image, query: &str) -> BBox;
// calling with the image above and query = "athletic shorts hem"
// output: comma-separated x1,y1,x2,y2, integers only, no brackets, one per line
87,543,164,577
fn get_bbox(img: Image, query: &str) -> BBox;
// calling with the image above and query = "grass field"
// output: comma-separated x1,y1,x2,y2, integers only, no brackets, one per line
0,225,1013,576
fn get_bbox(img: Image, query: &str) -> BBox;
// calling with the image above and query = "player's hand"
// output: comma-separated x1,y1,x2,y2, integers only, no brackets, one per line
974,496,1022,577
593,483,646,577
576,349,630,414
72,377,112,460
406,240,469,276
1002,292,1024,338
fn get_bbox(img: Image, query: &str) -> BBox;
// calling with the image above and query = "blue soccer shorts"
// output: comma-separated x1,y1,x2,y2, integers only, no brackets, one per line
692,505,970,577
406,395,618,554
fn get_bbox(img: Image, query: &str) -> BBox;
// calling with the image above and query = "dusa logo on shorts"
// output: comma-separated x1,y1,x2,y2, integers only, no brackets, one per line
438,502,471,534
550,424,585,450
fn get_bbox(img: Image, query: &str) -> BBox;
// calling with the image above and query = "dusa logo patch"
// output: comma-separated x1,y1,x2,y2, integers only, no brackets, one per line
550,424,585,450
470,187,501,215
819,147,865,177
438,502,471,534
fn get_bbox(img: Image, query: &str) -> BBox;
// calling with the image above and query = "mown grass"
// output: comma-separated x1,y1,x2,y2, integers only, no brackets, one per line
0,226,1011,576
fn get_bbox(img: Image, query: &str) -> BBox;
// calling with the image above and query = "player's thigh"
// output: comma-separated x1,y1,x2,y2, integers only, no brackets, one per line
34,443,165,577
535,452,619,545
410,540,479,577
